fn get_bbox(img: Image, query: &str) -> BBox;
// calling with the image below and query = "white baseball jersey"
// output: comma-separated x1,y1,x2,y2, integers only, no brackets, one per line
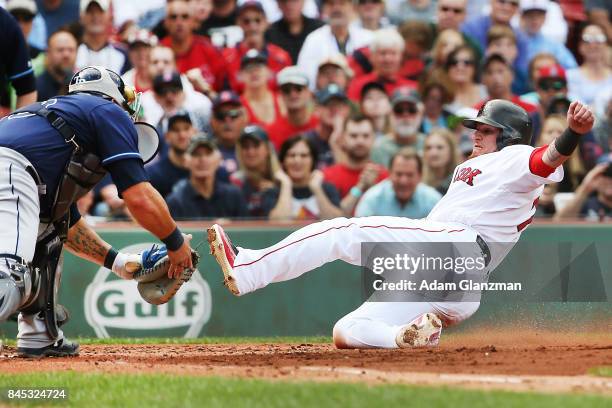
427,145,564,245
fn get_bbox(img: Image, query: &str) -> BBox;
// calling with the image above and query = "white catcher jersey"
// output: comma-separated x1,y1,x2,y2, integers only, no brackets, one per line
427,145,563,244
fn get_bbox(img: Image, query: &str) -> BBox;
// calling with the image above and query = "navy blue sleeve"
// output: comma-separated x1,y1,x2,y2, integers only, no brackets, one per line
104,159,149,195
165,193,184,219
322,182,341,206
90,103,142,166
1,9,35,95
230,186,248,217
261,187,280,216
69,203,81,227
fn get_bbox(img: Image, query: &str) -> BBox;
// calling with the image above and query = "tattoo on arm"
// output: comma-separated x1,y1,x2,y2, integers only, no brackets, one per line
542,142,567,168
65,220,110,265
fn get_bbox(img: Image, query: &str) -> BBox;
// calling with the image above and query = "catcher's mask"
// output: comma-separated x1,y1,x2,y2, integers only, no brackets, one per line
463,99,532,151
69,66,141,119
69,66,159,163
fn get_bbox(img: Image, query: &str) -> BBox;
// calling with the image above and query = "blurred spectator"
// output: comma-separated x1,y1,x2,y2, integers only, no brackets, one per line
303,84,351,167
323,114,388,215
356,147,441,217
352,0,393,31
298,0,373,87
534,183,557,217
223,0,292,92
36,0,80,42
422,128,461,194
444,45,487,112
436,0,468,32
239,49,284,127
36,29,78,101
528,64,568,115
396,20,434,80
485,24,528,95
141,71,212,134
461,0,529,74
347,28,417,101
315,54,353,91
371,88,426,167
147,110,196,198
585,0,612,41
519,52,558,105
76,0,131,74
167,135,248,219
231,125,280,217
7,0,44,62
476,54,538,114
519,0,577,70
387,0,437,25
259,0,320,23
264,135,343,220
112,1,167,32
359,81,392,138
265,0,325,64
92,175,128,219
121,29,158,93
147,45,197,93
537,114,584,192
0,6,36,116
431,29,465,70
554,160,612,222
198,0,240,42
160,0,224,92
211,90,248,175
420,81,454,133
267,66,319,150
566,24,612,107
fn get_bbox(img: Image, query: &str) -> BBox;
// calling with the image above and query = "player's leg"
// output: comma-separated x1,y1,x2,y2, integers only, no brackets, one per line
209,216,475,295
332,301,480,349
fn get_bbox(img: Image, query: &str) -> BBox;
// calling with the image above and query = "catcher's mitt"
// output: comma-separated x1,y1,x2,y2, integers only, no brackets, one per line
132,245,200,305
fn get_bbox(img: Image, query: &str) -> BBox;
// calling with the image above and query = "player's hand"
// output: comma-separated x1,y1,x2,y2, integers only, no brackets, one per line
358,163,380,190
167,233,193,278
567,101,595,134
581,163,608,194
308,169,325,191
274,169,292,186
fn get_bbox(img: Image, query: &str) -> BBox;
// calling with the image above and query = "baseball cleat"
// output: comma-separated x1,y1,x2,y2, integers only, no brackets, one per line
207,224,240,295
396,313,442,348
17,338,80,358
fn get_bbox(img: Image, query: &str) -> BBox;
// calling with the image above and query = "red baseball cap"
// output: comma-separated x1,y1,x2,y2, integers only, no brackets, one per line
537,64,566,80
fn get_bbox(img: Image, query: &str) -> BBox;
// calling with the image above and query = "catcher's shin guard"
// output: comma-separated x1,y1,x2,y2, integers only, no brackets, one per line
0,256,38,322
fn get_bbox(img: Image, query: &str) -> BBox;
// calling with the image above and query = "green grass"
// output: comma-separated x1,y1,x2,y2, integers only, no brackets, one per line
589,366,612,377
0,336,331,346
0,372,609,408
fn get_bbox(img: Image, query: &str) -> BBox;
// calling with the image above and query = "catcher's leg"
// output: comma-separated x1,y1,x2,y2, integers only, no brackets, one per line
209,216,475,295
332,301,480,349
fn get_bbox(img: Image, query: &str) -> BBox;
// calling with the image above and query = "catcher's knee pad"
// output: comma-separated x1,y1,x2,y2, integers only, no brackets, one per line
0,271,24,322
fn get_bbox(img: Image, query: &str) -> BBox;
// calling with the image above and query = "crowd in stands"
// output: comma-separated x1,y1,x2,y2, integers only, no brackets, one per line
2,0,611,221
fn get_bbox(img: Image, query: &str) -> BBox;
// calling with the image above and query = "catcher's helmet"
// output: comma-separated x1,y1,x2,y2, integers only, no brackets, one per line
68,66,138,116
463,99,532,150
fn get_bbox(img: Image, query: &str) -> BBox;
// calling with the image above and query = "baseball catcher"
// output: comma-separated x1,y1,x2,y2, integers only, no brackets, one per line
0,66,195,358
208,99,595,349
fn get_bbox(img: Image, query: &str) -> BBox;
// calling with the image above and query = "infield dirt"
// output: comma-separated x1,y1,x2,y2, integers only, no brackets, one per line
1,329,610,395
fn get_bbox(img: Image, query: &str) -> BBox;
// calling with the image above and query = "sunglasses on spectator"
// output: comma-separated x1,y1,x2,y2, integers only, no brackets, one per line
440,6,464,14
582,34,607,44
537,78,566,91
358,0,382,4
394,105,418,115
496,0,519,6
11,11,35,22
157,87,182,96
214,109,243,121
169,13,190,20
449,58,474,67
280,84,306,94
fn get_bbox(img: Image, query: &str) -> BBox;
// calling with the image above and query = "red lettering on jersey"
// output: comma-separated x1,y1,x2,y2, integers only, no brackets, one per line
453,167,482,186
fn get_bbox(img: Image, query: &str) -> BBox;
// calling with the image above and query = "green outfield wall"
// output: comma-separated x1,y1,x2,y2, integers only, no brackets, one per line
1,223,610,338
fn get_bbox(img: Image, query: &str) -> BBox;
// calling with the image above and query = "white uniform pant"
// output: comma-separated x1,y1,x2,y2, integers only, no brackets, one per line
232,217,482,348
0,148,64,348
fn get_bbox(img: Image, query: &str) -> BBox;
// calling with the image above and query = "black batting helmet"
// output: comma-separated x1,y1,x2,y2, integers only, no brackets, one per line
463,99,532,150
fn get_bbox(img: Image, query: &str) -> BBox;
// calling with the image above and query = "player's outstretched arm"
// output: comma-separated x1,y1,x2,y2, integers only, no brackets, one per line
65,217,113,266
122,181,193,278
542,101,595,168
